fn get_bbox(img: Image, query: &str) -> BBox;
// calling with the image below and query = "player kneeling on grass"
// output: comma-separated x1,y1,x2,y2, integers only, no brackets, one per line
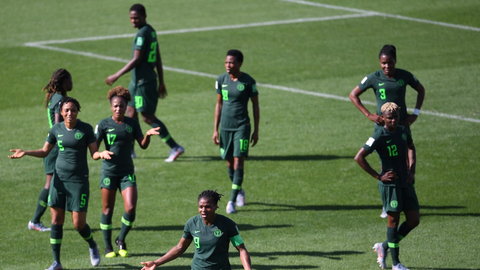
354,102,420,270
140,190,252,270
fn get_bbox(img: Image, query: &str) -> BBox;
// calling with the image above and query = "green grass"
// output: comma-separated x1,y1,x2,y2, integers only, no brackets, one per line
1,0,479,269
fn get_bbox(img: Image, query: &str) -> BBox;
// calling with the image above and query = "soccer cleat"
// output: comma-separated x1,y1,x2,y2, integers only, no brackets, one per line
45,261,63,270
392,263,409,270
28,221,51,232
164,145,185,162
89,245,101,266
116,238,128,257
380,207,388,218
104,248,117,258
373,242,387,269
236,190,246,207
226,201,237,214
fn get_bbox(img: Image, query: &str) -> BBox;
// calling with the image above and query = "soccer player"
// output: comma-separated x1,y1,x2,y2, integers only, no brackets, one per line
349,44,425,218
28,68,73,232
212,49,260,214
354,102,420,270
9,97,112,270
105,3,184,162
140,190,252,270
95,86,160,258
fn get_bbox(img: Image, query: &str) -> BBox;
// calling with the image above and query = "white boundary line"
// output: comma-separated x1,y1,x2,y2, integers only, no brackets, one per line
283,0,480,32
23,5,480,123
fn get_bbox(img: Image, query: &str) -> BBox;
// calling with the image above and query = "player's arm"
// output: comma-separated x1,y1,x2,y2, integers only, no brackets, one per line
349,86,383,125
235,244,252,270
212,93,223,145
89,142,114,160
354,148,395,182
250,95,260,147
155,45,167,99
8,141,54,159
105,49,142,85
140,237,192,270
137,127,160,149
406,141,416,183
406,82,425,125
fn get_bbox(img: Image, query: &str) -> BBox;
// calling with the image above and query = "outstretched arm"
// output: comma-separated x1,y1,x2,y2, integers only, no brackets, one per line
137,127,161,149
140,237,192,270
105,50,141,85
235,244,252,270
349,86,384,125
8,141,54,159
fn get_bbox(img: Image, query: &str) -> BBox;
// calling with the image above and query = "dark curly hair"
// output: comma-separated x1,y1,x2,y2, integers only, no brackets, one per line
198,190,223,205
107,86,131,103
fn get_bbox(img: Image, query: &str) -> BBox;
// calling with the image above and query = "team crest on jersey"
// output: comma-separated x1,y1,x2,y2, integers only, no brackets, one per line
213,229,223,237
402,133,407,141
236,83,245,91
397,79,405,86
75,132,84,140
126,125,133,133
103,177,111,186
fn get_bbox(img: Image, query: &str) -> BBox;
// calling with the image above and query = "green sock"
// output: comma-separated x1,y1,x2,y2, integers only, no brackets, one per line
117,212,135,241
387,227,400,265
100,213,113,251
227,167,234,182
32,188,49,223
78,224,96,248
230,169,244,202
50,224,63,263
397,222,413,241
151,120,177,148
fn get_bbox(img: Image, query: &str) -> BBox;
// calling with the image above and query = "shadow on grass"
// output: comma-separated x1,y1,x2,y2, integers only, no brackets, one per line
242,202,466,212
137,154,351,162
410,267,480,270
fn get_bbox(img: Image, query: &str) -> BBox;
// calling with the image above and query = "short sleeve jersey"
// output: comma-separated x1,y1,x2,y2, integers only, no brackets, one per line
362,125,413,188
215,72,258,131
47,93,64,128
46,120,95,182
95,117,143,176
183,214,244,270
131,24,158,85
358,69,420,122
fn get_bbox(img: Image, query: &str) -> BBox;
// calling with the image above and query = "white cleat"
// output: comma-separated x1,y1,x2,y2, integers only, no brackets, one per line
165,146,185,162
373,242,387,269
28,221,51,232
236,190,245,207
226,201,237,214
392,263,409,270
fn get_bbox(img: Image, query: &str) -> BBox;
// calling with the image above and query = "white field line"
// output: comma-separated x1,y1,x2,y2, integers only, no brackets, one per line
283,0,480,32
24,13,375,47
23,9,480,123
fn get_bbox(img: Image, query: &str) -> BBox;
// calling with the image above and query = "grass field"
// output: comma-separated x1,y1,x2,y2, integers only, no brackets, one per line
1,0,479,269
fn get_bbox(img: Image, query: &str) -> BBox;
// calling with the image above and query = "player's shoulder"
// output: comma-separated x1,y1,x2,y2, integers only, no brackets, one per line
217,72,229,81
215,214,236,225
239,72,256,84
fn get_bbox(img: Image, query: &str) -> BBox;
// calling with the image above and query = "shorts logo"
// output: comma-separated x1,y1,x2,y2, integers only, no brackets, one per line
213,229,223,237
236,83,245,91
75,132,84,140
390,200,398,208
103,177,111,186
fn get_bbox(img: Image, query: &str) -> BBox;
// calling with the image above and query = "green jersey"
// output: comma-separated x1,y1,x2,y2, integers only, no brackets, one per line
362,125,413,188
216,72,258,131
46,120,95,182
358,69,420,122
183,214,245,270
47,93,64,128
95,117,143,176
131,24,158,85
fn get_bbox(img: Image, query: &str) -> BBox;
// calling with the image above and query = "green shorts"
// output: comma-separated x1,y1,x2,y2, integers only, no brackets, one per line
100,173,136,191
219,125,251,160
128,79,158,114
48,176,90,212
378,183,419,212
43,145,58,175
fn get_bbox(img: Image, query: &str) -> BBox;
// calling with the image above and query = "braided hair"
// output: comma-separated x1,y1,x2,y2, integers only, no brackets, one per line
380,102,400,116
42,68,71,107
198,190,223,205
378,44,397,62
